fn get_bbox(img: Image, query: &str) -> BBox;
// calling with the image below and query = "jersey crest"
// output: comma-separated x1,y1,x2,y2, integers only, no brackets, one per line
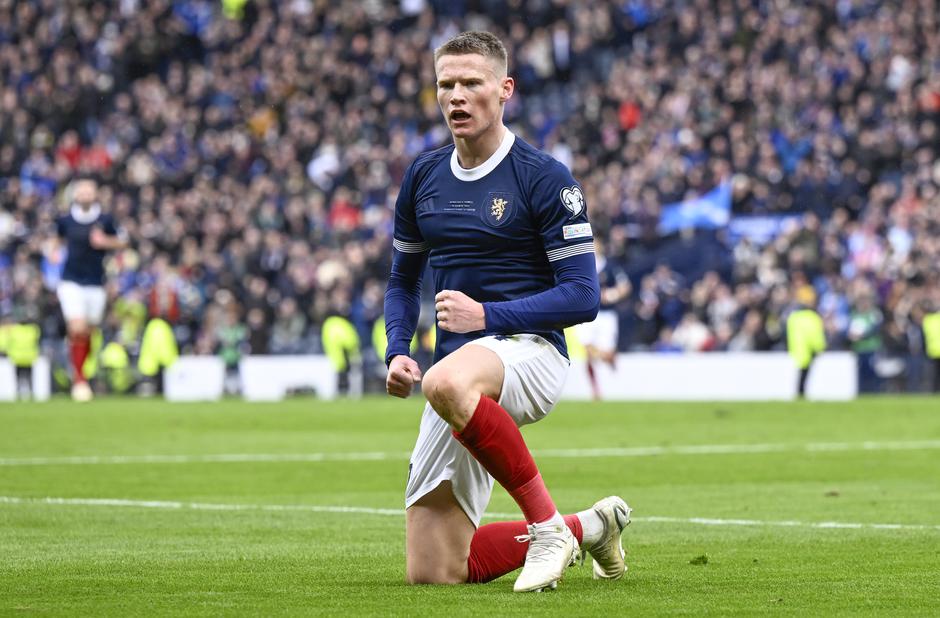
482,192,514,228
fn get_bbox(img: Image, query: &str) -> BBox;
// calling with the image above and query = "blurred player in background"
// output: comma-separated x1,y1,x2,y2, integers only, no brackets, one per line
385,31,631,593
575,237,631,400
53,177,128,401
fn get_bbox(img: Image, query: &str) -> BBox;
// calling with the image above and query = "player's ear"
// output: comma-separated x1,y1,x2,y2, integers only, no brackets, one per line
499,76,514,104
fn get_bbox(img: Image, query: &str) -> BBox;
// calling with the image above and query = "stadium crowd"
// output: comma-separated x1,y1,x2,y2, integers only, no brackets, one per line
1,0,939,392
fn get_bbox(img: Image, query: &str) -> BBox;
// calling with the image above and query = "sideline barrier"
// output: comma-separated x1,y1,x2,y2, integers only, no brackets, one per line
165,355,340,401
562,352,857,401
0,359,15,402
164,356,225,401
0,357,51,402
7,353,856,402
31,357,51,401
239,355,338,401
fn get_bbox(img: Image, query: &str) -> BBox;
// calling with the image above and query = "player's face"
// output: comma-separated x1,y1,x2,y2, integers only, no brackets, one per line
435,53,513,141
73,180,97,207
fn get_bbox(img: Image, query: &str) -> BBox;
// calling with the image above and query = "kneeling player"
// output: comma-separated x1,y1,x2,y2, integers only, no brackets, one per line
385,31,631,592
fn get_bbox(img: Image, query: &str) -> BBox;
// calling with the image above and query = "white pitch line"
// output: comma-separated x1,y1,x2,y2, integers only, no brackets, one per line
1,496,938,532
638,516,940,531
2,439,940,467
0,496,404,516
0,452,413,466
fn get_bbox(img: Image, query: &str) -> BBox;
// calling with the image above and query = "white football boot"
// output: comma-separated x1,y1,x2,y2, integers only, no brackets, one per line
584,496,632,580
71,381,94,403
513,520,579,592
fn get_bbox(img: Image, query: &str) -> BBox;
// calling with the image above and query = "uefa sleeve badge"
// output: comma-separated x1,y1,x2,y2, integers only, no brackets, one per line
559,186,584,218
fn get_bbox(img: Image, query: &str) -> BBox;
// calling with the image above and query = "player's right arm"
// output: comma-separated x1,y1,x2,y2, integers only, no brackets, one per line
384,161,429,398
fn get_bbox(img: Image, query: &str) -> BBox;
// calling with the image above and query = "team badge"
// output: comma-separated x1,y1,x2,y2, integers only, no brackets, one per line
559,185,584,218
491,197,507,220
482,192,514,228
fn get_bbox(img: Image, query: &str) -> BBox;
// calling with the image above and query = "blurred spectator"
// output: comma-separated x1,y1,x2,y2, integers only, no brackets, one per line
0,1,938,392
269,297,309,354
848,293,884,392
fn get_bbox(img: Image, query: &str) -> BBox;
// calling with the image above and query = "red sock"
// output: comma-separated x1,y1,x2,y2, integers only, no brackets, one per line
565,513,583,542
587,361,600,400
452,395,557,524
70,334,90,383
467,515,584,583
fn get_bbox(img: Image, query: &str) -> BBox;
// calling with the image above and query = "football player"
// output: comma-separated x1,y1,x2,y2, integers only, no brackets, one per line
385,32,631,592
54,177,128,401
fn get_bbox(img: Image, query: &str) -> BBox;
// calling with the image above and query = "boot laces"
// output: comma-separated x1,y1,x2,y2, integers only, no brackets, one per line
515,523,567,564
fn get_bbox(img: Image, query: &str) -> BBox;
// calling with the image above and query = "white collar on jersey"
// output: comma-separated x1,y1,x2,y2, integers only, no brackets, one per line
70,203,102,224
450,129,516,182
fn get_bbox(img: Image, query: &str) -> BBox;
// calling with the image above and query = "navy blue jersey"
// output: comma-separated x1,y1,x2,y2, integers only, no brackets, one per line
385,131,600,364
56,205,118,286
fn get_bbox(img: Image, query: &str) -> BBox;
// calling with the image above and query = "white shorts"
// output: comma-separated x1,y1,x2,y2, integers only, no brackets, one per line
57,281,107,325
405,334,569,527
575,309,619,353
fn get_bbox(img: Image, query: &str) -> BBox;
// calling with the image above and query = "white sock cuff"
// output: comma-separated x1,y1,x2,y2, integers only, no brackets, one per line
538,511,565,527
576,508,604,547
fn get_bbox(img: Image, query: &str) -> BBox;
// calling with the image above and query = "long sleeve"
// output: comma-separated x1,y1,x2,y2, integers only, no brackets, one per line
483,252,599,331
384,248,427,365
383,161,428,365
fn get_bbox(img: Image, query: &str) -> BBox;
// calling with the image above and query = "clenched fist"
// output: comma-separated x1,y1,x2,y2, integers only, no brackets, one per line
386,355,423,398
435,290,485,333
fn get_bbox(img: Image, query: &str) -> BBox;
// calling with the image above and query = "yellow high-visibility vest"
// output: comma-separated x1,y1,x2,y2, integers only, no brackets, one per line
5,324,41,367
322,316,361,372
924,313,940,359
138,318,179,377
787,309,826,369
101,341,134,393
221,0,247,20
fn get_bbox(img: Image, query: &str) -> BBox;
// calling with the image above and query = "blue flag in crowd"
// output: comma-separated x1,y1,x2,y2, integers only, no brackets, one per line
658,179,732,235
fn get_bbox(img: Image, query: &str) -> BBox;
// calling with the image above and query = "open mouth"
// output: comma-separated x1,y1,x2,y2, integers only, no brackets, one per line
450,110,471,122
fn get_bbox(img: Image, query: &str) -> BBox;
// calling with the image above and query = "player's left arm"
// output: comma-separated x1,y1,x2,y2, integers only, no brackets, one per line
89,216,129,251
438,160,599,334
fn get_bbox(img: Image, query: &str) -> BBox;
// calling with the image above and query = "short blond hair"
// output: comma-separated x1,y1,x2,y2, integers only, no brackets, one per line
434,31,508,75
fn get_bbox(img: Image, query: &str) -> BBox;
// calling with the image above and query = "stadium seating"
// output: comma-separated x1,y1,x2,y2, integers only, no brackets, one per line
0,1,937,393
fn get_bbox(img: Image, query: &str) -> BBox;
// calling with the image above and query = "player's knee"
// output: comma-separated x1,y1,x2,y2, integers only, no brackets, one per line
68,322,90,338
406,562,466,585
423,366,470,417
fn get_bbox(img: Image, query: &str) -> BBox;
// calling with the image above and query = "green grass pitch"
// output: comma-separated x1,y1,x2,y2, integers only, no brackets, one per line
2,396,939,616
